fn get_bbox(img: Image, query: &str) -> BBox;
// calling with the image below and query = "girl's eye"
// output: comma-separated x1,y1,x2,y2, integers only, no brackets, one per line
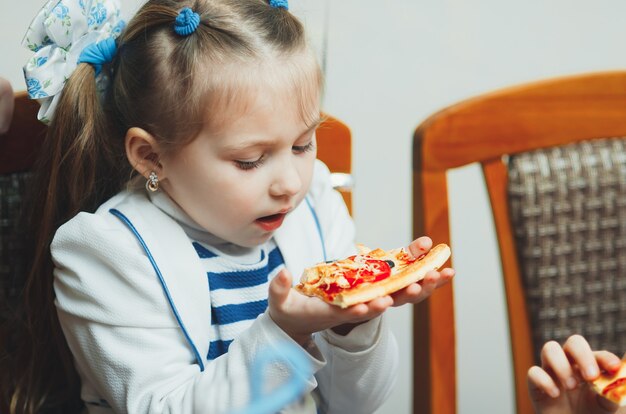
293,141,315,154
235,156,265,170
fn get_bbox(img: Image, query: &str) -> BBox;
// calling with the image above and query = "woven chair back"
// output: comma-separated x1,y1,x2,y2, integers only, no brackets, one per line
508,137,626,360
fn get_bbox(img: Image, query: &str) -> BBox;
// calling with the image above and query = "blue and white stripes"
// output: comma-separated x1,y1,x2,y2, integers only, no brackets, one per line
192,240,285,360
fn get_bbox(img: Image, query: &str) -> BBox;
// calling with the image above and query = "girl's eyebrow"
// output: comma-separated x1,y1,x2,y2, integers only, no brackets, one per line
224,118,322,151
301,117,322,136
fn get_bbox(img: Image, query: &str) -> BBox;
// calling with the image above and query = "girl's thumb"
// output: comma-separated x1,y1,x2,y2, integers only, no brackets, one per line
270,269,292,300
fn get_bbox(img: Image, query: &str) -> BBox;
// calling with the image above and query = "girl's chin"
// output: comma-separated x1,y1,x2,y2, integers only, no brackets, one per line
232,231,274,248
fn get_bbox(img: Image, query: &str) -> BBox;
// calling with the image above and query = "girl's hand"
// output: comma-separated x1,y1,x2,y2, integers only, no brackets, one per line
527,334,624,414
268,269,394,345
389,236,455,307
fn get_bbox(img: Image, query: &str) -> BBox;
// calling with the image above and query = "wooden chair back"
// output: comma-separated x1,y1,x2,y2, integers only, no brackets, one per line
0,91,45,315
412,71,626,414
0,92,46,401
317,115,353,214
0,91,46,173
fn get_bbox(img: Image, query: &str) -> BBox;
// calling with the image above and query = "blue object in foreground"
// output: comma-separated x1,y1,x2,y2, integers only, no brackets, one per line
233,341,312,414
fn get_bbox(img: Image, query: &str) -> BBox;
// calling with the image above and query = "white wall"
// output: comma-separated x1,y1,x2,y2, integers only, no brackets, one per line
4,1,626,414
319,2,626,414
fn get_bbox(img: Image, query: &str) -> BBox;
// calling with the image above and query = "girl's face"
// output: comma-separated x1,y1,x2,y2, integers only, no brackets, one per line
159,86,319,248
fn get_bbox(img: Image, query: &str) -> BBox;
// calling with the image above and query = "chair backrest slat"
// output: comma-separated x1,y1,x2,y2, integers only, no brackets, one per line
316,115,352,214
483,158,534,414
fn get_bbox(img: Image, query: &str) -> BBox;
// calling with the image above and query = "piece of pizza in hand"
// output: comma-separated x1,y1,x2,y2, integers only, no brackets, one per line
294,243,451,308
590,359,626,406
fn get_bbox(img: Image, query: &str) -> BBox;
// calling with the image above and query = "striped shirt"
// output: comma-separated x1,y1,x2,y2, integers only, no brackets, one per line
192,239,285,360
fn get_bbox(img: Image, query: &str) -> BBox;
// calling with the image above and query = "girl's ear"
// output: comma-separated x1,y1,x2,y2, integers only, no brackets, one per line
125,127,164,180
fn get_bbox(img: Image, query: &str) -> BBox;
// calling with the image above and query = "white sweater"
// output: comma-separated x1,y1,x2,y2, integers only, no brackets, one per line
51,160,399,414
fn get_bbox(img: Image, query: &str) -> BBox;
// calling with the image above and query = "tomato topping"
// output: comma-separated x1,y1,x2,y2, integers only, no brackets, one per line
322,259,392,299
603,377,626,399
396,250,419,264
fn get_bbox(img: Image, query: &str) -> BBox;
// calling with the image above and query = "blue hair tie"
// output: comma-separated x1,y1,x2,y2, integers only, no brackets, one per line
77,37,117,76
269,0,288,10
174,7,200,36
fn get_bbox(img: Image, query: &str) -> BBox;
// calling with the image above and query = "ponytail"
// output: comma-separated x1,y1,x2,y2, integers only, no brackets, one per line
8,63,124,414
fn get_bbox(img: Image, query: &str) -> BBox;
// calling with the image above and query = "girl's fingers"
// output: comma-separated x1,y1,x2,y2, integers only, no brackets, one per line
436,268,455,287
390,268,455,306
403,282,422,297
366,295,394,312
390,278,431,306
594,350,623,375
408,269,451,299
419,270,439,296
268,269,292,308
408,236,432,258
345,297,392,323
563,335,600,381
541,340,579,390
527,365,561,398
390,283,422,307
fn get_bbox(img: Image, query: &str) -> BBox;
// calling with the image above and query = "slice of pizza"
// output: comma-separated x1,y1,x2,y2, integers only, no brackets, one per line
294,243,451,308
590,360,626,406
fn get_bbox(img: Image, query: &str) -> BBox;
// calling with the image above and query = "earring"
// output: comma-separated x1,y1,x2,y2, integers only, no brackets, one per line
145,171,159,192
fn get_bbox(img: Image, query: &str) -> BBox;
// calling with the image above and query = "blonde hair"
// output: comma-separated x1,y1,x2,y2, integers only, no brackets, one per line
4,1,321,412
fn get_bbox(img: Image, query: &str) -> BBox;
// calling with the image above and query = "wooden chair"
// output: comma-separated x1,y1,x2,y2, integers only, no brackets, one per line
412,71,626,414
0,91,46,174
0,91,46,322
0,90,47,414
316,115,353,214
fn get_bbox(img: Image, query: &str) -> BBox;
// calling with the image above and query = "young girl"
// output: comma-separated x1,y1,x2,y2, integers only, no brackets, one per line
528,335,625,414
10,0,455,413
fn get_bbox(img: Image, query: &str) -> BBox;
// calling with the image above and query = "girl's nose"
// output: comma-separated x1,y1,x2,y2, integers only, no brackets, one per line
269,161,302,198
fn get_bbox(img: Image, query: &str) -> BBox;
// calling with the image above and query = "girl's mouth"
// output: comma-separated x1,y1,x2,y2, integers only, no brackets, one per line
255,213,286,232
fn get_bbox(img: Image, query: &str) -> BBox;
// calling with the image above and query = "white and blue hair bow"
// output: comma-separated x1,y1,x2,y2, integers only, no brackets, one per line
22,0,125,123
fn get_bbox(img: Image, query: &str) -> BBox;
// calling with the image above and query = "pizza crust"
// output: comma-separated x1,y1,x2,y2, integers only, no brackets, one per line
590,360,626,406
295,244,451,308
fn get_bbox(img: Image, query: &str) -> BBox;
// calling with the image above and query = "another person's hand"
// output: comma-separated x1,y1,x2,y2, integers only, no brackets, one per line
0,78,14,135
527,334,625,414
